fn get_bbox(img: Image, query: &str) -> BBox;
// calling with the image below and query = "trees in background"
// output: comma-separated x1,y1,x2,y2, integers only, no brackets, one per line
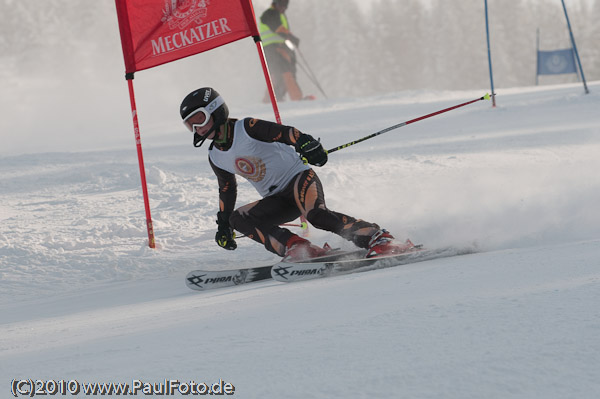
1,0,598,99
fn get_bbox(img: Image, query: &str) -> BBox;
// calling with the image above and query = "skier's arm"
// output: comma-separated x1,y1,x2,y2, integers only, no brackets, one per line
209,157,237,250
261,8,299,46
243,117,301,145
244,118,327,167
209,157,237,213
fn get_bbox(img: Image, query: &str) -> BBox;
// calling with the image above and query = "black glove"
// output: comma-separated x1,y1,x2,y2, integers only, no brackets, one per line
215,211,237,250
295,134,328,167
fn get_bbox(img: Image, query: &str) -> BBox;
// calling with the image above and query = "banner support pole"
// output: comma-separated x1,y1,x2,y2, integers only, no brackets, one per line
252,35,308,234
125,73,156,248
253,36,282,124
560,0,589,94
536,28,540,86
484,0,496,107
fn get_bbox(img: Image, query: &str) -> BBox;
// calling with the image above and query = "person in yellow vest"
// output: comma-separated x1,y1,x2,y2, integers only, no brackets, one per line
259,0,307,101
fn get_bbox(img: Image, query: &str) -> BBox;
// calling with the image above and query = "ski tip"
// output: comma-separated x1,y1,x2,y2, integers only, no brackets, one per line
483,93,491,100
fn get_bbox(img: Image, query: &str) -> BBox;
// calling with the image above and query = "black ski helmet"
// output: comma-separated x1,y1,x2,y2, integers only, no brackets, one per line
180,87,229,147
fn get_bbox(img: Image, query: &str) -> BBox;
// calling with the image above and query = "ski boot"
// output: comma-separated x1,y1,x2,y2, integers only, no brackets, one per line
366,229,416,258
283,235,329,262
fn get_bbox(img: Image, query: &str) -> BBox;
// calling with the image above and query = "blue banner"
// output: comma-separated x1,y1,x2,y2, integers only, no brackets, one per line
537,48,577,75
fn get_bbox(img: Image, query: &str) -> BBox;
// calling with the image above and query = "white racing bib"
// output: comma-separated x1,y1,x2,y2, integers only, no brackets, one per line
209,119,309,197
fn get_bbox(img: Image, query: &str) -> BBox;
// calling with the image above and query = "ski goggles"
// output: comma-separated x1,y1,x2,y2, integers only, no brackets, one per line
182,95,225,132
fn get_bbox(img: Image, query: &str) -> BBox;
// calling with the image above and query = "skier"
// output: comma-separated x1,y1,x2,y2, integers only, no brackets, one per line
180,87,415,260
259,0,308,101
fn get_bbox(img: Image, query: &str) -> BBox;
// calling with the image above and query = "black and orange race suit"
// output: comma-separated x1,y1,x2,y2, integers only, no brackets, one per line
210,118,380,256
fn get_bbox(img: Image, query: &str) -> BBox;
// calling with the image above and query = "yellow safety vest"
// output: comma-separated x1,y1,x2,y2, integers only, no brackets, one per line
259,10,289,47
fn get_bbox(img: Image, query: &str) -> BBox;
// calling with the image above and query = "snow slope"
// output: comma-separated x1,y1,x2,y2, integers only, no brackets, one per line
1,83,600,398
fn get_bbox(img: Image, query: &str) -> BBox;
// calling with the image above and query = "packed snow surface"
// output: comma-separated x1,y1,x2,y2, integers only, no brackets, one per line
1,83,600,398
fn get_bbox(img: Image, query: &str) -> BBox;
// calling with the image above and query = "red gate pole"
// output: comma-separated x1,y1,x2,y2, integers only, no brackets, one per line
253,37,308,235
126,74,156,248
253,37,281,124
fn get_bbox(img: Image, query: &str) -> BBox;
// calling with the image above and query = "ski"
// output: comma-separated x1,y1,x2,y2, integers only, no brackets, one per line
186,247,475,290
271,246,474,283
185,264,273,291
184,248,361,291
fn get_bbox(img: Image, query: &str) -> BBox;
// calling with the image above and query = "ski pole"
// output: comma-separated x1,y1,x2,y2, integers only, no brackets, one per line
327,94,492,154
281,222,309,229
296,62,323,96
295,46,328,99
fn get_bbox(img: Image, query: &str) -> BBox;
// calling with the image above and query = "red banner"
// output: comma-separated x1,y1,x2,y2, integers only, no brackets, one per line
115,0,260,73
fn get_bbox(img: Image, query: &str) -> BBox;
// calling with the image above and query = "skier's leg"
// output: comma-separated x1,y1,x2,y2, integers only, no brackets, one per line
230,196,300,256
292,169,381,249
